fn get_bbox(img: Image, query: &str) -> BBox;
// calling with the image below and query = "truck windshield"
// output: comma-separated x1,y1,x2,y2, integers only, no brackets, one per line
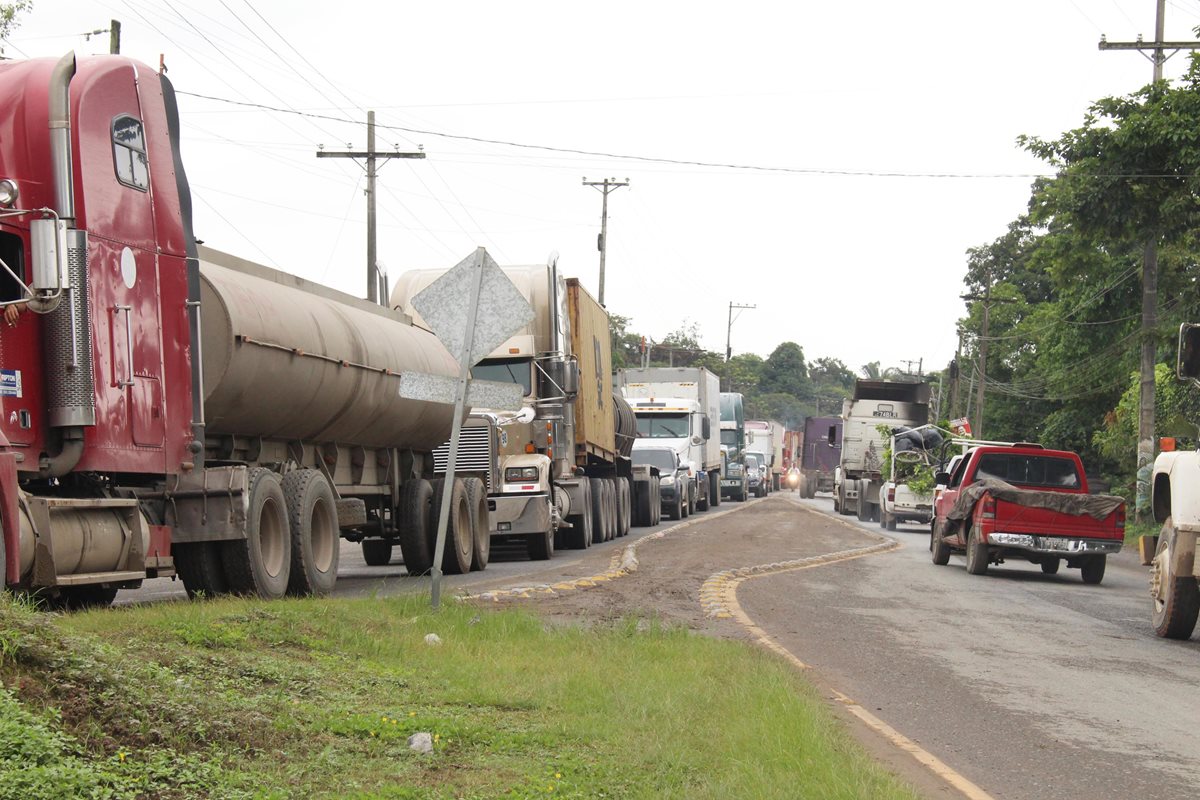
974,453,1081,489
720,429,738,447
633,449,676,472
471,358,532,396
636,414,689,438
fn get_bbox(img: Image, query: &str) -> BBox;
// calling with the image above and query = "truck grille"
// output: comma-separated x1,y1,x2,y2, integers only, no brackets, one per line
433,426,493,490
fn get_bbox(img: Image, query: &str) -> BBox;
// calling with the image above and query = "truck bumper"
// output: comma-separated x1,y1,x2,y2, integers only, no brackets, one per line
490,493,550,536
660,484,680,503
985,532,1122,555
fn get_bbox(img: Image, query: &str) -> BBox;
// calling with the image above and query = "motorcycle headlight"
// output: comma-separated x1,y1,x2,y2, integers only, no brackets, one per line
505,466,539,482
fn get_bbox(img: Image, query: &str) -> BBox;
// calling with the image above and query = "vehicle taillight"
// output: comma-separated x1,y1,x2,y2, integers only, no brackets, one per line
1116,507,1126,530
887,487,895,502
981,496,996,520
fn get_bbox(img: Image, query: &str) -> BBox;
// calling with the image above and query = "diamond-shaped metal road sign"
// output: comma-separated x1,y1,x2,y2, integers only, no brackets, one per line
397,372,524,411
410,248,534,368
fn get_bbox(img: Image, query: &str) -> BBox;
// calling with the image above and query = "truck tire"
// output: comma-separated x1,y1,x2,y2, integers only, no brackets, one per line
566,480,592,549
282,469,339,597
886,511,897,532
1151,520,1200,639
175,542,229,598
527,518,555,561
398,479,434,576
464,477,490,571
709,472,721,507
1040,558,1060,575
590,477,608,543
221,468,291,599
652,477,662,525
632,480,649,527
930,523,951,566
432,477,472,575
602,479,616,541
60,585,120,610
361,539,393,566
807,478,817,499
965,527,989,575
617,478,631,536
1080,554,1106,585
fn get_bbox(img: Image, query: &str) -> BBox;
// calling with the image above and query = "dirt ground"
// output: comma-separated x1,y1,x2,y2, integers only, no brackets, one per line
504,496,874,633
492,496,961,800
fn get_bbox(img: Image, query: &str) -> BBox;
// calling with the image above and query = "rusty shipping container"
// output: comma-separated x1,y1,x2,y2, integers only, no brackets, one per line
566,278,616,463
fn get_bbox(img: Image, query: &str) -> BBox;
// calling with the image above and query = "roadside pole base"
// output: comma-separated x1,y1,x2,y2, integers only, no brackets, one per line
1138,534,1158,566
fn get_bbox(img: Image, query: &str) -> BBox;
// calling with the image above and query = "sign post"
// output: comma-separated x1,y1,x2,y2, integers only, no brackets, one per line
399,248,534,608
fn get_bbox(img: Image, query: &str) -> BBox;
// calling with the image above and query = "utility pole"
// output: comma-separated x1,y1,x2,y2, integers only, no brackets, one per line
726,302,756,362
109,20,120,54
1099,2,1200,517
582,178,629,306
950,327,964,421
318,111,425,304
962,279,1016,440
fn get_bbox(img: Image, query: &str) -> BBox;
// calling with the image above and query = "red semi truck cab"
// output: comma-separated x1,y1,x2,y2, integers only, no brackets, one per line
930,444,1125,584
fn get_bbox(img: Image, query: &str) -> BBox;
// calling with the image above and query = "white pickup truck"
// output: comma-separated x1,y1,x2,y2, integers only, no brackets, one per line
878,425,943,531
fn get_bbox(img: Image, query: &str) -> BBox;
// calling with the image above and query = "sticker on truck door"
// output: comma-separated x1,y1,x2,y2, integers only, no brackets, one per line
0,369,21,398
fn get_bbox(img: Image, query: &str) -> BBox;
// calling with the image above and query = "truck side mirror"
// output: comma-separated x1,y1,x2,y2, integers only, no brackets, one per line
935,471,951,487
562,360,580,396
30,217,67,292
1178,323,1200,387
702,416,711,439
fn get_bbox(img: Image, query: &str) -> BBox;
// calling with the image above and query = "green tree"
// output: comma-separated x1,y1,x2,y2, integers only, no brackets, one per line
607,313,643,370
1021,57,1200,511
0,1,31,55
759,342,811,399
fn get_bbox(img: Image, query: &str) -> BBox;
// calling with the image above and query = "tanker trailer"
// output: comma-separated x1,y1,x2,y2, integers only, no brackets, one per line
0,52,480,606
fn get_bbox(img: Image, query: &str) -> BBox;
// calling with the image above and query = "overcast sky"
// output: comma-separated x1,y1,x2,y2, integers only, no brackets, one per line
6,1,1200,375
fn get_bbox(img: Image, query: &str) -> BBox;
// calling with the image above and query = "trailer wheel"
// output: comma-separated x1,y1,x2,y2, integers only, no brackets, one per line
398,479,434,575
1040,558,1060,575
1151,519,1200,639
589,478,608,543
175,542,229,598
965,527,988,575
361,539,393,566
431,477,473,575
651,477,662,525
616,478,631,536
1080,554,1106,585
709,472,721,507
633,479,652,527
605,479,617,539
282,469,339,597
222,468,291,599
465,477,490,571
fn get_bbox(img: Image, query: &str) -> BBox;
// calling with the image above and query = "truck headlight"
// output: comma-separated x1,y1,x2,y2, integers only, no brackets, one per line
0,179,17,207
505,466,539,482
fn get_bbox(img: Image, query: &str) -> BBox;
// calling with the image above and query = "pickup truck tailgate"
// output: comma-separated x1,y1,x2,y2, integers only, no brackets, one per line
992,497,1122,541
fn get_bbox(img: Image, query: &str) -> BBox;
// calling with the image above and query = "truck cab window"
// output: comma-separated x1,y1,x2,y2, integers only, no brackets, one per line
471,358,532,396
0,230,24,302
112,115,149,191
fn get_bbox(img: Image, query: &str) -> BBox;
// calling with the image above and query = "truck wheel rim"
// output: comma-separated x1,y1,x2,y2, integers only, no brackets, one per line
261,497,286,578
312,497,336,572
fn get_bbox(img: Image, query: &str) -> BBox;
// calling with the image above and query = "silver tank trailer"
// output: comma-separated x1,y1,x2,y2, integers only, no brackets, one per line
198,247,460,450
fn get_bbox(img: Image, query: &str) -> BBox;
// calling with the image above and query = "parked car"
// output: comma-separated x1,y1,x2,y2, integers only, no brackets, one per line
930,443,1125,583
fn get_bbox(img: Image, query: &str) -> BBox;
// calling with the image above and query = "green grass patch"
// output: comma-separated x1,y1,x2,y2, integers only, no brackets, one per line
1124,518,1159,548
0,593,921,799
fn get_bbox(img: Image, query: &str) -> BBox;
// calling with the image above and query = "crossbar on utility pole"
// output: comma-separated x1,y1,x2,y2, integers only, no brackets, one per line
1099,0,1200,518
318,111,425,304
582,177,629,307
726,302,756,363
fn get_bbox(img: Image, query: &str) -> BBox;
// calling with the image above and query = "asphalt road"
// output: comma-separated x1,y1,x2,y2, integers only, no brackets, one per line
739,493,1200,800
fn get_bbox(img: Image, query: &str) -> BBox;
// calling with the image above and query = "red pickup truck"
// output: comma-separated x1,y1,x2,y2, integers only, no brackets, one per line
929,444,1125,584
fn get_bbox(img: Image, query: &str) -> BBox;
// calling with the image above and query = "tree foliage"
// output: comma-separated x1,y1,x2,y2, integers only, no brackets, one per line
0,2,31,55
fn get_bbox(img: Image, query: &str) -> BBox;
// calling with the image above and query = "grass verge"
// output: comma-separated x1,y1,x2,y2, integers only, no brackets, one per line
0,593,921,799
